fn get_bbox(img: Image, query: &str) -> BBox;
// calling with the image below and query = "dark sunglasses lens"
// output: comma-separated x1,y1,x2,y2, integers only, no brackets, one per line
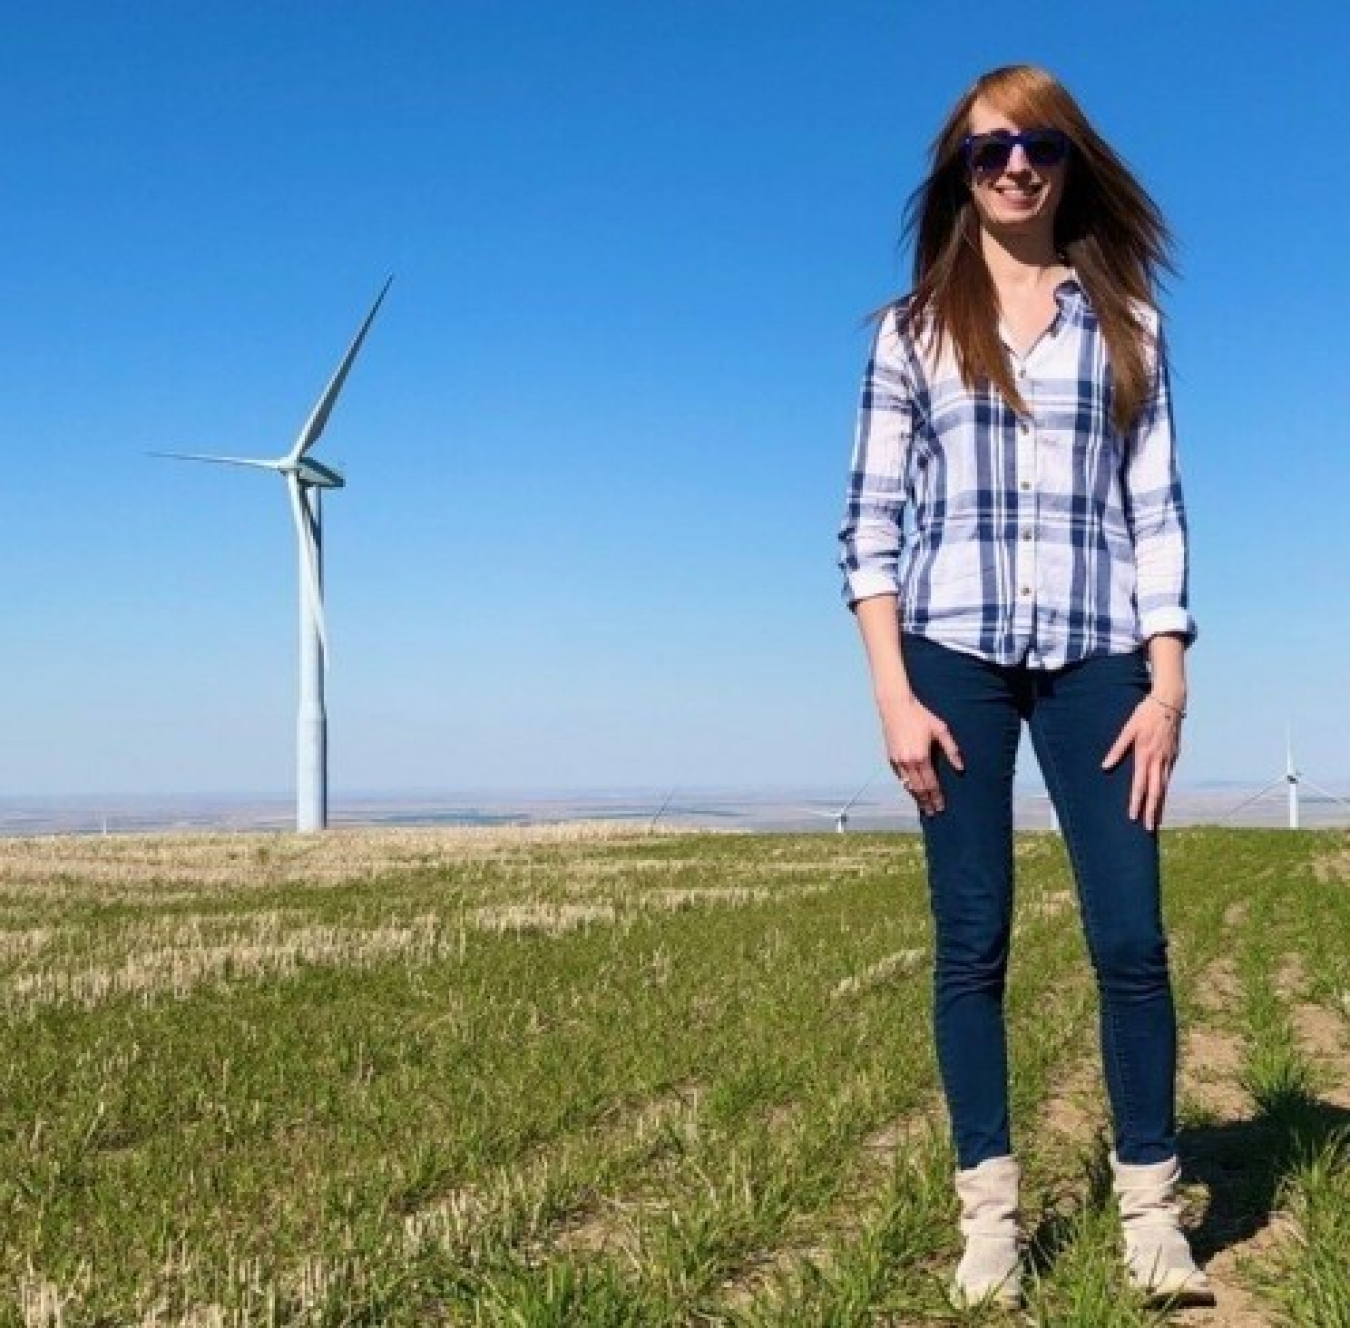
1025,131,1068,166
969,138,1012,174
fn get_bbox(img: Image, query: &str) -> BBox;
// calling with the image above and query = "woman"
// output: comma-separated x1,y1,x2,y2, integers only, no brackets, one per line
838,65,1211,1309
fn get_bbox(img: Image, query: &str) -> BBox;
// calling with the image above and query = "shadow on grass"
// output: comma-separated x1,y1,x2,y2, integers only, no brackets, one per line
1021,1088,1350,1284
1181,1083,1350,1263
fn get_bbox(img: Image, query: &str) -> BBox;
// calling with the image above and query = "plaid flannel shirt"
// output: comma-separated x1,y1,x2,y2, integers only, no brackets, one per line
838,277,1195,669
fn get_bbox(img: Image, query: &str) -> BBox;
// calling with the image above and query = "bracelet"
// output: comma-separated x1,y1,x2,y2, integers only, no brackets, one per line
1149,694,1187,721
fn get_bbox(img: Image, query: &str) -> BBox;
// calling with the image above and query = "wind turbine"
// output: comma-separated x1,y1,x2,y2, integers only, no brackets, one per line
1222,726,1350,829
800,771,884,832
648,789,676,832
154,278,392,832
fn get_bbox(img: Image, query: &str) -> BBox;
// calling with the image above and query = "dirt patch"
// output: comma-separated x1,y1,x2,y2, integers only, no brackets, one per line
861,1095,946,1158
1311,845,1350,884
1169,1228,1290,1328
1274,951,1350,1108
1291,1002,1350,1110
1172,955,1281,1327
1172,1197,1287,1324
1274,954,1308,1000
1183,1027,1249,1120
1038,1038,1107,1149
552,1186,672,1261
1193,958,1241,1016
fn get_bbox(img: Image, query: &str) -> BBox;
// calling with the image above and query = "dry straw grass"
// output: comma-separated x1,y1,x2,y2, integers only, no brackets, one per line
832,948,926,998
0,822,671,895
6,915,452,1011
472,901,619,936
1312,839,1350,883
0,828,850,1013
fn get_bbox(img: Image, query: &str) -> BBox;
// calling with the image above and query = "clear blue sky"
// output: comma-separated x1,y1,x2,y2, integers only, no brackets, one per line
4,1,1348,797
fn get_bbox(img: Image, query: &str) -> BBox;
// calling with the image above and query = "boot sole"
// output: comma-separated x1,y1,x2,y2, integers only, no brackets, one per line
1145,1287,1217,1309
949,1285,1024,1311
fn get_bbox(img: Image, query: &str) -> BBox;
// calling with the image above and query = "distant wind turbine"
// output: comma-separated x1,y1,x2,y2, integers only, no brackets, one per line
1222,726,1350,829
648,789,676,832
801,771,884,833
153,278,393,833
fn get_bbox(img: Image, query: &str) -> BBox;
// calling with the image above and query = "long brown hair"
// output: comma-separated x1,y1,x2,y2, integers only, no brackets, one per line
902,65,1174,433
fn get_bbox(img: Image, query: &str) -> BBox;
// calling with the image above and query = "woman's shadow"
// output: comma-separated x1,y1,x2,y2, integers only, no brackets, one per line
1181,1079,1350,1265
1025,1079,1350,1277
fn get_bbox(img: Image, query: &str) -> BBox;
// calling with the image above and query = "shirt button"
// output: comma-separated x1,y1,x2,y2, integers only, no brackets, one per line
1022,529,1033,541
1020,586,1032,597
1020,480,1031,491
1017,368,1026,379
1019,421,1030,434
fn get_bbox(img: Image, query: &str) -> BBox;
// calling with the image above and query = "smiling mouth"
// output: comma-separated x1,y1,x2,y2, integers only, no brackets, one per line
996,184,1044,203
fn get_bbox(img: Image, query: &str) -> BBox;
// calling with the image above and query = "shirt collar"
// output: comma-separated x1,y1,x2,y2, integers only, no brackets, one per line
1054,269,1083,300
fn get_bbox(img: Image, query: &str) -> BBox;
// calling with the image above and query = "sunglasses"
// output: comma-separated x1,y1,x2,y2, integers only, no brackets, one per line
963,128,1070,176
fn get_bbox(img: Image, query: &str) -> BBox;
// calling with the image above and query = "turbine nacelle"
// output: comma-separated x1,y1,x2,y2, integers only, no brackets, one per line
283,457,346,489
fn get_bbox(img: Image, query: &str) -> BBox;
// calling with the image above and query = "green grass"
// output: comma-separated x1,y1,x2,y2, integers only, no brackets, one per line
0,825,1346,1324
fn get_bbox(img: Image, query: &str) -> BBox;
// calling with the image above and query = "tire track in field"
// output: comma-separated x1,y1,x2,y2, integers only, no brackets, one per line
401,1080,705,1262
714,874,1104,1319
546,1058,947,1310
1170,913,1284,1328
712,1092,949,1316
1277,954,1350,1111
546,1087,709,1263
1018,992,1108,1284
1024,900,1273,1325
1009,872,1183,1282
1014,893,1262,1319
532,937,942,1306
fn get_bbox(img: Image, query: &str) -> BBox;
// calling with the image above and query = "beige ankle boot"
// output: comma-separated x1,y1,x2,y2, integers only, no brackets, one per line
1110,1153,1215,1306
952,1155,1023,1308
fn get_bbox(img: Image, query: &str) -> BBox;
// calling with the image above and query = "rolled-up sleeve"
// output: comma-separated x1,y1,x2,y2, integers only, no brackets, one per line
838,309,911,608
1123,323,1197,644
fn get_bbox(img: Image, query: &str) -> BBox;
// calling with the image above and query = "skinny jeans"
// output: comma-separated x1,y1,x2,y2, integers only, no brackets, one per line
902,633,1177,1170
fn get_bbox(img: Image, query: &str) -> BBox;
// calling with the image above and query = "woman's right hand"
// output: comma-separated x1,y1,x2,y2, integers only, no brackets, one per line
876,695,963,817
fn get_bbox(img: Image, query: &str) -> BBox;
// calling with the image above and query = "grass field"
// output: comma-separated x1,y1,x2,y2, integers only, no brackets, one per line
0,825,1347,1327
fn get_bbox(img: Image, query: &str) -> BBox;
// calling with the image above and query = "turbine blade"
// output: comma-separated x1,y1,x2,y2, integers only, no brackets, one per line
1221,778,1288,821
841,770,882,814
1301,778,1350,809
648,789,675,830
287,476,329,662
287,276,393,464
150,451,280,471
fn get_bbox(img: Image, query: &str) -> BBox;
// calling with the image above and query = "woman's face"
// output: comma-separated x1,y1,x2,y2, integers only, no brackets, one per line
965,96,1067,241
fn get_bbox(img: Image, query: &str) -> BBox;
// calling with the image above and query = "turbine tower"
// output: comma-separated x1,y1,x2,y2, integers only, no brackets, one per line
1287,727,1299,830
155,278,392,832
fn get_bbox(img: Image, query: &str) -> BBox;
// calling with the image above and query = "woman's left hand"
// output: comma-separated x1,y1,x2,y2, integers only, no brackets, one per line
1102,697,1182,832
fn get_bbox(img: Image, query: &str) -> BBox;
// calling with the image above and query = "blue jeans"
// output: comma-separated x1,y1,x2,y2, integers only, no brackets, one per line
902,634,1177,1170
